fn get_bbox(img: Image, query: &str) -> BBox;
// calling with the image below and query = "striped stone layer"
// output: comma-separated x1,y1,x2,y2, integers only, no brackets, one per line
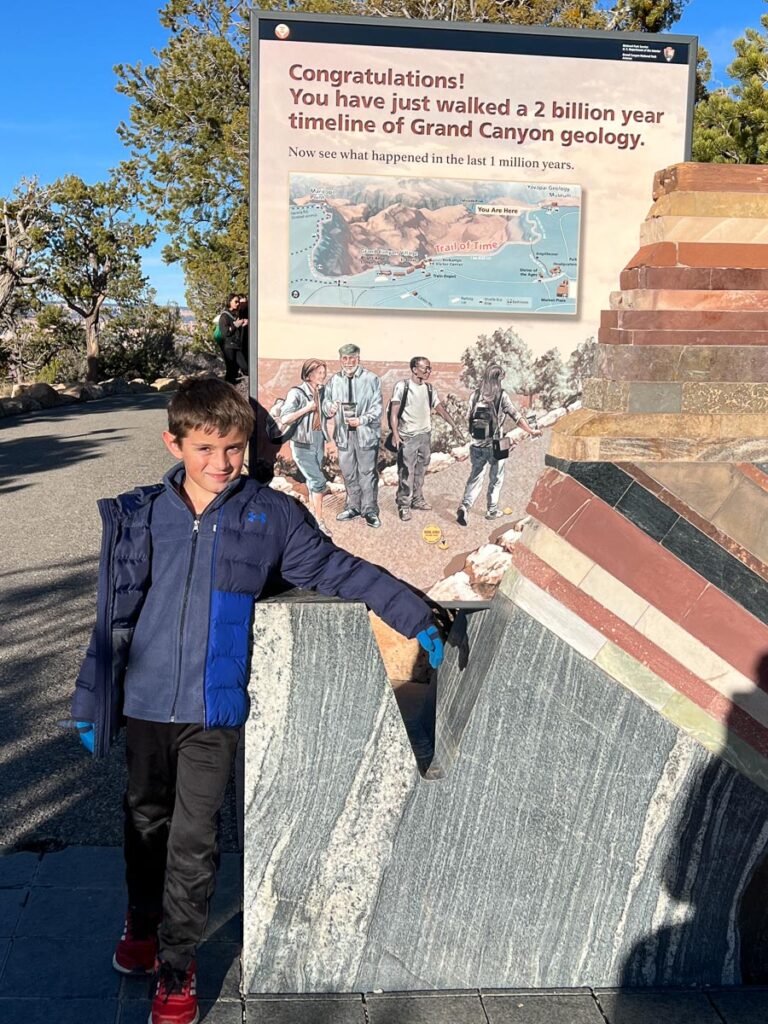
526,467,768,683
653,162,768,198
502,549,768,795
583,379,768,414
548,408,768,462
594,344,768,383
510,463,768,791
543,456,768,625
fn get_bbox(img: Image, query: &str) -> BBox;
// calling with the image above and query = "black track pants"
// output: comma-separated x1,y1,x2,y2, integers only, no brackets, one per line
123,718,240,970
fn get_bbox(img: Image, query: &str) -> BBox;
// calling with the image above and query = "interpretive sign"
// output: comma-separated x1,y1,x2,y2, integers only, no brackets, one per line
250,12,696,601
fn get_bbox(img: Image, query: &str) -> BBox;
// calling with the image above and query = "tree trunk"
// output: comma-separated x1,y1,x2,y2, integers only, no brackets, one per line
84,310,100,382
0,272,16,323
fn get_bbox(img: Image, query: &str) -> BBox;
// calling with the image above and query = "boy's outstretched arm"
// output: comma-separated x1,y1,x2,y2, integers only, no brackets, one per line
278,500,437,641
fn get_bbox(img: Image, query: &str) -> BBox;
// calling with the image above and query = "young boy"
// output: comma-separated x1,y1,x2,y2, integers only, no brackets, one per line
71,378,443,1024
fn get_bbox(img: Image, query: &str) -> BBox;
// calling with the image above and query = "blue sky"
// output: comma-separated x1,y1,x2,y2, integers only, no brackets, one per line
1,1,763,304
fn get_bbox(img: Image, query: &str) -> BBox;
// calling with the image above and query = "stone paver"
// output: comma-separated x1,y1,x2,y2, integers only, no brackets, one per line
709,988,768,1024
0,845,765,1023
246,995,365,1024
596,990,722,1023
483,991,606,1022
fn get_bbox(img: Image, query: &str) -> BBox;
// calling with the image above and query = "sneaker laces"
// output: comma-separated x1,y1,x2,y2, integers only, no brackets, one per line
153,960,186,1002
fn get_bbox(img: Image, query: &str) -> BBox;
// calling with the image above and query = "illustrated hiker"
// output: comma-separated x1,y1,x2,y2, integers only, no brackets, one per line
278,358,335,536
323,343,383,528
214,292,248,384
456,362,541,526
389,355,462,523
69,378,444,1024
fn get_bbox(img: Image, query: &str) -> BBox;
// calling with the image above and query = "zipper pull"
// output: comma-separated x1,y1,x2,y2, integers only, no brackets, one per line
193,519,200,533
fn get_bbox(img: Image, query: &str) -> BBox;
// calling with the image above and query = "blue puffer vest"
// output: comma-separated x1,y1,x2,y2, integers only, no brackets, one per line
72,467,435,757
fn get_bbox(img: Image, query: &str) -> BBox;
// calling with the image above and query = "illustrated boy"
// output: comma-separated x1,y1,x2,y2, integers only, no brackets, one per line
71,378,443,1024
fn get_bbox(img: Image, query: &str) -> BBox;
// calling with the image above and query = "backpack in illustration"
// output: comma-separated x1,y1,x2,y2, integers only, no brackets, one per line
469,391,500,441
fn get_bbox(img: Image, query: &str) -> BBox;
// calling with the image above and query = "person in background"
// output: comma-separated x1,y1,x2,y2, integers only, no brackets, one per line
279,358,334,536
390,356,461,523
324,343,383,529
216,293,248,385
456,362,541,526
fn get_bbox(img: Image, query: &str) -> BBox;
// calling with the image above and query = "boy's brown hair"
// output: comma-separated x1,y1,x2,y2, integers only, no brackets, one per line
167,378,255,440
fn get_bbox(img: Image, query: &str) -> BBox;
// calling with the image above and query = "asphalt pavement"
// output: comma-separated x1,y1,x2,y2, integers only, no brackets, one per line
0,393,246,852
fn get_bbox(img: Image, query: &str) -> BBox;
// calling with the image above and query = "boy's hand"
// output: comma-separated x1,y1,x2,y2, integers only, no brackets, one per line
417,625,444,669
75,721,95,754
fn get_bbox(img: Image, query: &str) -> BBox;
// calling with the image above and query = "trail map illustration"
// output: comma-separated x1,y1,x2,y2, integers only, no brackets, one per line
288,174,581,314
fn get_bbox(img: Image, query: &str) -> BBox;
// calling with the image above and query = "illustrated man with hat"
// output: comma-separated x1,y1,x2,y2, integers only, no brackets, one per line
324,344,383,528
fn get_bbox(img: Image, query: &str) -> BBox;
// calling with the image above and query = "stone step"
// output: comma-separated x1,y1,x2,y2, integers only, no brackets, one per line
653,161,768,198
626,242,768,271
601,308,768,330
640,215,768,246
648,191,768,219
599,326,768,347
620,267,768,290
610,289,768,311
594,343,768,383
583,378,768,415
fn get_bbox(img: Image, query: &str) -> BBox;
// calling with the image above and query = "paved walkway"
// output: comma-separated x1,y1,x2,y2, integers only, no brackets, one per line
2,846,768,1023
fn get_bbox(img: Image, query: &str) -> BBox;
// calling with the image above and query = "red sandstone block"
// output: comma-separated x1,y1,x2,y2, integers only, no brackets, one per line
687,584,768,681
627,242,768,272
598,326,768,346
653,163,768,199
526,468,592,534
602,309,768,331
625,243,679,270
618,268,714,290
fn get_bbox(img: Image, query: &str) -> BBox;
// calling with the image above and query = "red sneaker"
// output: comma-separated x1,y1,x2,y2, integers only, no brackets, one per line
149,959,199,1024
112,909,160,975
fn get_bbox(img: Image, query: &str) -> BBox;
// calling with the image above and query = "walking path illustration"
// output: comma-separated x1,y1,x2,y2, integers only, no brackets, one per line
2,396,768,1022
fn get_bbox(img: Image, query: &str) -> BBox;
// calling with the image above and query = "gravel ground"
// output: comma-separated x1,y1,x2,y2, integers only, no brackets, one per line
0,394,239,852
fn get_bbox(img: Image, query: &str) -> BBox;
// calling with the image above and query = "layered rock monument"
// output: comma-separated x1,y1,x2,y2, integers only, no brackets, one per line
243,164,768,996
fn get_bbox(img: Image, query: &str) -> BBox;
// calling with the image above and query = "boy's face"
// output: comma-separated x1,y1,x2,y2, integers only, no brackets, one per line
162,425,248,513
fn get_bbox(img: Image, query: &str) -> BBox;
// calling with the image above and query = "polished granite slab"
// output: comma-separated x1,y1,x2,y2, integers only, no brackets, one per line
243,596,768,993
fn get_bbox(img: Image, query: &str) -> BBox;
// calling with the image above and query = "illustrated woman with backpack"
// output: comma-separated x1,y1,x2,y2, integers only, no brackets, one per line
274,358,334,536
214,293,248,384
456,362,541,526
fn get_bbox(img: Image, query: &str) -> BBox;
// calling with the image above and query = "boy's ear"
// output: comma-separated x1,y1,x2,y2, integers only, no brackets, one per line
162,431,184,460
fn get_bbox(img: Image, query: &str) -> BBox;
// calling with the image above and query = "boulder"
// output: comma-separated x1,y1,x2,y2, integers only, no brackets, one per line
100,377,131,395
450,443,470,461
0,398,25,417
20,383,59,408
427,571,479,603
465,544,514,591
83,383,105,400
58,383,88,402
497,527,525,553
128,378,151,393
151,378,179,393
380,465,398,487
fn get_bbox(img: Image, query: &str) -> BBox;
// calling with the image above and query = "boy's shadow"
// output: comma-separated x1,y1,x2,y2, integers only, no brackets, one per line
618,653,768,995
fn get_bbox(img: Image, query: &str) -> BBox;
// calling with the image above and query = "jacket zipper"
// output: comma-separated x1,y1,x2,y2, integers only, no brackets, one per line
95,499,118,757
170,516,200,721
201,514,222,730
